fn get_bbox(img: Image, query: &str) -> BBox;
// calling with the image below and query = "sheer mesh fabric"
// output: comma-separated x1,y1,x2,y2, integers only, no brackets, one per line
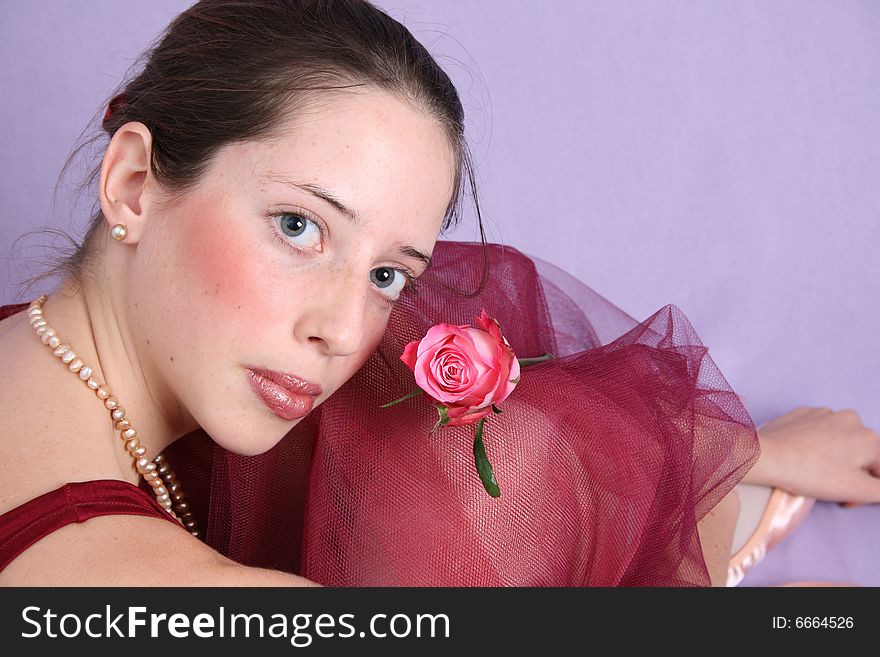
165,240,759,586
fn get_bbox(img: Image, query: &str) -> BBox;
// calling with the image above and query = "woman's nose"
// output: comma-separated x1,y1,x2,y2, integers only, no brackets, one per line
294,268,368,358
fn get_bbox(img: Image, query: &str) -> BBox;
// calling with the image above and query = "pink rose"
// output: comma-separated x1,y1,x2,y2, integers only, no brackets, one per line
400,309,521,427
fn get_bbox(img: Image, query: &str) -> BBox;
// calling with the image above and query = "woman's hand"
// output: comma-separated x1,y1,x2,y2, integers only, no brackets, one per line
743,406,880,505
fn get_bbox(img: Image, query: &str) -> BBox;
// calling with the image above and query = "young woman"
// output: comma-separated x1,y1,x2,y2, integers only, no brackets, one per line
1,0,877,587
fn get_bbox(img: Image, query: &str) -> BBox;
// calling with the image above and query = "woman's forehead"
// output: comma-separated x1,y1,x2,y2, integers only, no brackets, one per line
210,90,456,228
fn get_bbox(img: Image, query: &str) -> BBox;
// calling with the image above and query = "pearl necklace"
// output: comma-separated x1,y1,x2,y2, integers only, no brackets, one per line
27,295,200,538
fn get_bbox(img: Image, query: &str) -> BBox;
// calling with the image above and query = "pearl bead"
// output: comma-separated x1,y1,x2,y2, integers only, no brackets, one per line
110,224,128,241
137,463,156,476
28,296,198,538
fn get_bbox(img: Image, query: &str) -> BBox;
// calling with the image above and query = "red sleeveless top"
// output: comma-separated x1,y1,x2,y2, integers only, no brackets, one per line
0,479,180,572
0,302,180,572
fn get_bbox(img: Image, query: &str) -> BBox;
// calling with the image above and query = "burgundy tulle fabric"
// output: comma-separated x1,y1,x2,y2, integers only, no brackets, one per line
164,240,760,586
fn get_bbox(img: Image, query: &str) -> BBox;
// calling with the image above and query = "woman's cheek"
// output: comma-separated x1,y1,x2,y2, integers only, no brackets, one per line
183,204,277,333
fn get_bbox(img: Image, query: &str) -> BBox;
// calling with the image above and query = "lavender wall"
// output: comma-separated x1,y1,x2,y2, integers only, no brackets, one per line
2,0,878,438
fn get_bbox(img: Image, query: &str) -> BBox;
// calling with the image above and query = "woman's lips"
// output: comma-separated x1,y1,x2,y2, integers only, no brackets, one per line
246,368,319,421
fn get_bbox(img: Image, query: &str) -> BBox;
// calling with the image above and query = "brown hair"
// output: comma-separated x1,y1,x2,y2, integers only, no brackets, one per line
34,0,488,296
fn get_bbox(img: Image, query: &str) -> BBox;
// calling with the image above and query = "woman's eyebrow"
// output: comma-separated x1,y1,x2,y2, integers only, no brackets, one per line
398,244,432,269
266,175,362,226
265,175,432,269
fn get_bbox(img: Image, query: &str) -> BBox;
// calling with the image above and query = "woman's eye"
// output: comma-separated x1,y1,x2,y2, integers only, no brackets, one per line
370,266,408,300
274,212,322,249
269,210,413,303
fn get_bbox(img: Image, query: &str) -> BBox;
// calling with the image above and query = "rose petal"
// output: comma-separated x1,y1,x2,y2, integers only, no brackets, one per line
400,340,420,371
414,345,454,401
462,327,499,367
445,404,493,427
417,323,469,357
432,349,468,393
474,309,505,344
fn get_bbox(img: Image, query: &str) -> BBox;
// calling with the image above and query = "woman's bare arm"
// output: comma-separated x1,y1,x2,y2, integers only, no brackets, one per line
740,407,880,504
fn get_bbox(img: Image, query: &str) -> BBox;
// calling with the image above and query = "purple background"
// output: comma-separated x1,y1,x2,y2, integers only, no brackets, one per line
1,1,877,585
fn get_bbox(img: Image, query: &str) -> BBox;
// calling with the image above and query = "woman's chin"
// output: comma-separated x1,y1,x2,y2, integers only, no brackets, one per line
207,414,307,457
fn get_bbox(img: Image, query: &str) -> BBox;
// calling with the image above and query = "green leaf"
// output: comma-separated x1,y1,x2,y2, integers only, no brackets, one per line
491,404,503,414
379,388,423,408
473,418,501,498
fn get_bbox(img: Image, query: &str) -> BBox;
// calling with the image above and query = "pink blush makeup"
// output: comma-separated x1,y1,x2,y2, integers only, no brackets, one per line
182,198,276,326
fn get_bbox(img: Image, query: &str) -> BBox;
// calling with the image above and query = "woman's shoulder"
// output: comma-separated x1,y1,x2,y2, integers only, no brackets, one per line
0,508,199,585
0,501,317,586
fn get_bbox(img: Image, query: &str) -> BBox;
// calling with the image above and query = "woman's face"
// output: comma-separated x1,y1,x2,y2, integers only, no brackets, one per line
127,89,456,454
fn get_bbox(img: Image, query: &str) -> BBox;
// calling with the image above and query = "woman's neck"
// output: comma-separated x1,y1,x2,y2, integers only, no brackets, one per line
28,272,198,483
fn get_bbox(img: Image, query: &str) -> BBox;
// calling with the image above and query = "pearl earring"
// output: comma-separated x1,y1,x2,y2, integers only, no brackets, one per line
110,224,128,241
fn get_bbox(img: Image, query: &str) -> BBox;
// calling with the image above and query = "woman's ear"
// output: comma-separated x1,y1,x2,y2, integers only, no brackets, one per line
98,121,154,244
